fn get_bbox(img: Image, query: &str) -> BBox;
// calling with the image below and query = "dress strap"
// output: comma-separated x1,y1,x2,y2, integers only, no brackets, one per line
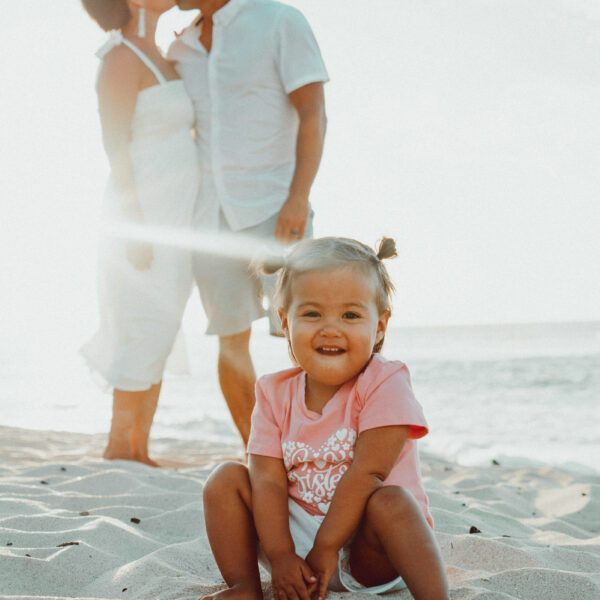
95,30,168,85
121,38,168,85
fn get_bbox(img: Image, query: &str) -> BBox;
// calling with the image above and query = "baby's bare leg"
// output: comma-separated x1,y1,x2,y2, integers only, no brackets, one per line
201,462,263,600
349,486,449,600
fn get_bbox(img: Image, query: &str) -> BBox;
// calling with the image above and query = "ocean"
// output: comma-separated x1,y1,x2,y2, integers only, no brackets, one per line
2,309,598,474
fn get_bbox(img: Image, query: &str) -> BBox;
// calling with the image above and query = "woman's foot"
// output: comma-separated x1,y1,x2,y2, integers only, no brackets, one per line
200,583,263,600
130,433,159,467
103,440,134,461
131,452,160,467
103,442,159,467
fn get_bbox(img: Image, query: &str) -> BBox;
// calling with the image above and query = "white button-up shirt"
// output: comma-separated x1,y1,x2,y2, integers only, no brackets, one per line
167,0,329,231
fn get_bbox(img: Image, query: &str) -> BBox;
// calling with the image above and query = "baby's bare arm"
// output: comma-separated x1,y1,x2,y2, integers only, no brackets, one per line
248,455,294,559
248,455,316,600
306,426,409,598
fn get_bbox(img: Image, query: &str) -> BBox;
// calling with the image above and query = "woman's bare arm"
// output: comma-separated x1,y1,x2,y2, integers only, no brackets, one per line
97,46,141,218
96,47,152,269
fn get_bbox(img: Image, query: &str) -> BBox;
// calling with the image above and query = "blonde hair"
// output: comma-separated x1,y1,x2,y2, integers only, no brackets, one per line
260,236,397,354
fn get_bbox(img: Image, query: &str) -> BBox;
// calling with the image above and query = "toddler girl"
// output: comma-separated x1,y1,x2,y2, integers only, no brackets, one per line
202,237,449,600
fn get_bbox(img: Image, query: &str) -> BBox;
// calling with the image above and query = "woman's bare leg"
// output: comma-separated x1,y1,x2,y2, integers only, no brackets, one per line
201,462,263,600
349,486,449,600
103,389,140,461
130,382,161,466
104,385,161,466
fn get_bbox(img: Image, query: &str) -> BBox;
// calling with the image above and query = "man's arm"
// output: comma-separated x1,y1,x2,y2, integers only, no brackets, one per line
249,454,317,600
274,82,327,244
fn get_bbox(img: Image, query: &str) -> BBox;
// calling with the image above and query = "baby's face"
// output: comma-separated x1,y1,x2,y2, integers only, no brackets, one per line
280,266,389,394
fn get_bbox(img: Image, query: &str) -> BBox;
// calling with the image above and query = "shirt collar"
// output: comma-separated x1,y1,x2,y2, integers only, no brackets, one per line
212,0,248,27
171,0,249,53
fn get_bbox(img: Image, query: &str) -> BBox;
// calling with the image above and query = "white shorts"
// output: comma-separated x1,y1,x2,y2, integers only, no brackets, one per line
258,499,406,594
192,211,314,337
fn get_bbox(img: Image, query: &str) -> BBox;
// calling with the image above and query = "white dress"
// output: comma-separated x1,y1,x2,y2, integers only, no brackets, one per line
81,32,199,391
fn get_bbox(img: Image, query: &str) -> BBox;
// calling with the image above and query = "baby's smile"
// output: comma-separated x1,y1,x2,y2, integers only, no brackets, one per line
316,345,346,355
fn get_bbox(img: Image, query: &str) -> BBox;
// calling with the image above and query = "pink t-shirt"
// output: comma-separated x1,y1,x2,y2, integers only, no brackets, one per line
247,354,433,527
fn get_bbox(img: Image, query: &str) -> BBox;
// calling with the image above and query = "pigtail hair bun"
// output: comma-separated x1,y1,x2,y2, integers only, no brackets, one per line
376,237,398,261
262,256,286,275
251,252,286,275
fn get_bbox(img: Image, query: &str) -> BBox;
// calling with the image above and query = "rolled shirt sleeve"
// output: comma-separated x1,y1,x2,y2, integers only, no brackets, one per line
275,6,330,95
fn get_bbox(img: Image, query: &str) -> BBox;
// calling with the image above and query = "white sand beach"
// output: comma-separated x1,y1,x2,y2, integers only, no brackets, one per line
1,425,598,600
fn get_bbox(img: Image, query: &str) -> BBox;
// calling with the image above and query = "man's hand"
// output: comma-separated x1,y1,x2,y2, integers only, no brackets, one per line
305,544,338,600
275,81,326,246
274,191,310,244
270,552,317,600
126,241,153,270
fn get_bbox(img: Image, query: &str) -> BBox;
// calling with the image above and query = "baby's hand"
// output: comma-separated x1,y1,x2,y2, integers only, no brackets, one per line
270,552,317,600
305,545,338,600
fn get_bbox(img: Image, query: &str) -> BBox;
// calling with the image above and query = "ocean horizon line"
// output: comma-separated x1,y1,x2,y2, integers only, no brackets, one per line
389,318,600,331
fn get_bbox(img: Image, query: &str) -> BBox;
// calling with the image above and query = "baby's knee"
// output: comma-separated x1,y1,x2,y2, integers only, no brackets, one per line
366,485,418,523
203,461,250,501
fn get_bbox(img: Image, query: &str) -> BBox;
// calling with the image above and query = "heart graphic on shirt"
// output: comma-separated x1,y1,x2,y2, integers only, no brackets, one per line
283,430,358,471
282,429,358,514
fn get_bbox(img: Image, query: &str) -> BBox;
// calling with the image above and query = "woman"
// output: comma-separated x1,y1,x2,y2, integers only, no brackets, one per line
81,0,199,465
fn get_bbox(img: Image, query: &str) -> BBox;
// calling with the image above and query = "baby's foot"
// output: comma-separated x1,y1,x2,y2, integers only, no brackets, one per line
200,583,263,600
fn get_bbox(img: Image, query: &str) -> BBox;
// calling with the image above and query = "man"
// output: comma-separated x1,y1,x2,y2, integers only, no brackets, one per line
168,0,328,445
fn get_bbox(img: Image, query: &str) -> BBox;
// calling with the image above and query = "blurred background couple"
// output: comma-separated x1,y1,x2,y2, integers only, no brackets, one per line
80,0,328,465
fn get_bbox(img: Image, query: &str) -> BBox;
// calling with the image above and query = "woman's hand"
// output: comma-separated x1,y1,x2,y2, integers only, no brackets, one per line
305,545,338,600
270,552,317,600
127,241,153,270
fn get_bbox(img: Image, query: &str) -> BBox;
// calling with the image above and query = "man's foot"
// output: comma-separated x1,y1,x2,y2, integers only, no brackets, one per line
200,583,263,600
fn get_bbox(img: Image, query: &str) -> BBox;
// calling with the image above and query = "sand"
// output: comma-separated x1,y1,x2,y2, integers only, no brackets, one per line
0,425,598,600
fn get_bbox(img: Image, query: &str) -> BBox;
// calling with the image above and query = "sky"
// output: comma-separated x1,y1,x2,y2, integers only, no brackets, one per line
1,0,599,342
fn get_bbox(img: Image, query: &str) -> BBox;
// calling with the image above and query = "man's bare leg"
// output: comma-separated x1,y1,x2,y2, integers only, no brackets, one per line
201,462,263,600
218,329,256,446
130,382,161,467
